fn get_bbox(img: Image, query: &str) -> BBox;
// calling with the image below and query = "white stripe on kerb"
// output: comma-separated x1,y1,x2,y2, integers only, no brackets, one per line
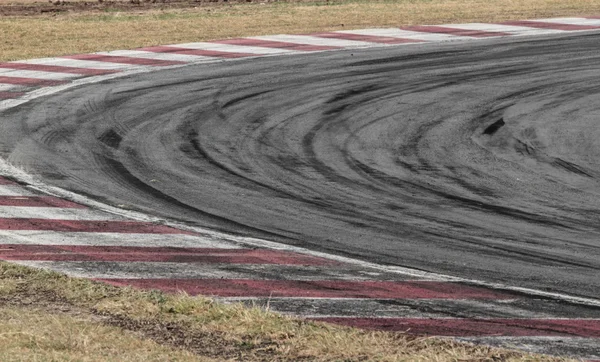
18,58,144,71
0,69,81,81
0,206,124,220
252,34,379,48
0,185,36,196
166,43,294,55
0,230,241,248
530,17,600,26
0,84,28,92
437,23,565,36
334,29,472,42
97,50,213,63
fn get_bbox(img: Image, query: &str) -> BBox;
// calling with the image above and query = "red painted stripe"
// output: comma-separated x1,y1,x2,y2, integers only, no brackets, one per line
0,177,18,185
401,25,511,37
63,54,185,66
0,76,67,87
98,279,516,299
0,196,85,208
0,245,337,265
502,20,600,31
314,317,600,338
0,219,192,234
0,92,25,99
212,38,339,51
0,63,118,76
141,46,257,59
311,32,423,44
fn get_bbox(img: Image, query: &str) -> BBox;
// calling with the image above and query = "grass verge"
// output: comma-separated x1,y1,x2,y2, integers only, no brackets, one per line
1,0,600,61
0,261,576,361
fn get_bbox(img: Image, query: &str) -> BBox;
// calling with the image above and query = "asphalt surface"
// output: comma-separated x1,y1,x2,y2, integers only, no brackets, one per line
2,32,600,299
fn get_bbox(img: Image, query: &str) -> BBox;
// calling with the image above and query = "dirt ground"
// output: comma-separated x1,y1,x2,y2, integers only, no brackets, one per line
0,0,321,16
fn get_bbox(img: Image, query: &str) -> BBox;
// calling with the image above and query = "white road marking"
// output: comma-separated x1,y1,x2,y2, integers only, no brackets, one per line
18,57,146,71
437,23,565,36
0,68,81,81
251,34,379,48
0,230,241,248
529,17,600,26
0,185,36,196
0,206,124,220
334,28,473,42
165,42,295,55
97,50,214,63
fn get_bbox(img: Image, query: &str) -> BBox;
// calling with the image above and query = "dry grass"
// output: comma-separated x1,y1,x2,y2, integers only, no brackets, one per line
1,0,600,61
0,261,577,361
0,306,211,362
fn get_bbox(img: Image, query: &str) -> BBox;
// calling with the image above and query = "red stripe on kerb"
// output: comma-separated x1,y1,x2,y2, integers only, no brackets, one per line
63,54,185,66
98,279,515,299
0,177,18,185
212,38,339,51
401,25,511,37
314,317,600,337
0,92,25,99
0,63,118,76
141,46,257,59
0,219,193,234
311,32,423,44
0,196,85,208
0,76,67,87
0,245,337,265
502,20,600,31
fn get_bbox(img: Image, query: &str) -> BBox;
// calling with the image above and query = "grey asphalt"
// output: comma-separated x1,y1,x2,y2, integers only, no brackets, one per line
2,32,600,300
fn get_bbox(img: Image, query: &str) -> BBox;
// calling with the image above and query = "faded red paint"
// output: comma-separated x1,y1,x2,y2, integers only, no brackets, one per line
0,76,67,87
0,63,118,76
0,92,25,99
0,219,194,234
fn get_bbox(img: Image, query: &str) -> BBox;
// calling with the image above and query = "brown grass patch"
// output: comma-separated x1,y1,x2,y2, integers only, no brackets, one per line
0,261,577,361
1,0,600,61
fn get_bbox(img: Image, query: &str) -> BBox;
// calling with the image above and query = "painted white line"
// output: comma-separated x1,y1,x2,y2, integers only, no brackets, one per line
11,261,431,281
334,28,472,42
0,230,241,248
97,50,213,63
438,23,565,36
166,42,295,55
0,69,81,81
251,34,380,48
18,57,146,71
0,84,28,92
0,185,36,196
0,206,125,220
530,17,600,26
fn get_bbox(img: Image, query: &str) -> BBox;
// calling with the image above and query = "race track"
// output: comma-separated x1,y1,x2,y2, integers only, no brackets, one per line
2,32,600,299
